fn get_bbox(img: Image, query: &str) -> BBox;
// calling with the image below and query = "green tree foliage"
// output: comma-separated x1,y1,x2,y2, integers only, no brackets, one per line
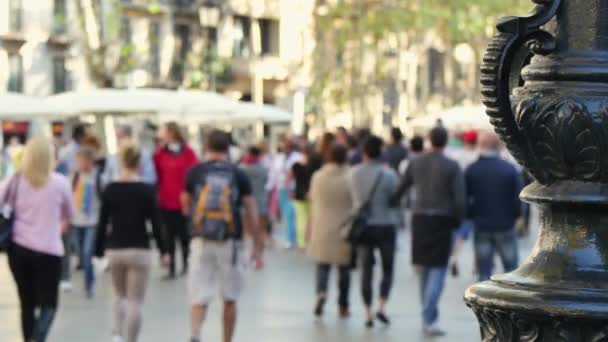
74,0,160,87
308,0,534,121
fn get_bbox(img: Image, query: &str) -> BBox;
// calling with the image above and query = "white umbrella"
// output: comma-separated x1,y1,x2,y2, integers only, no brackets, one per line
45,88,178,114
234,102,293,123
181,102,292,125
0,92,71,117
409,105,492,131
161,89,238,122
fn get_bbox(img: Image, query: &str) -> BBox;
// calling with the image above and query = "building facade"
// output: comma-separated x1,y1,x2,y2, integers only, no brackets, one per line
0,0,315,119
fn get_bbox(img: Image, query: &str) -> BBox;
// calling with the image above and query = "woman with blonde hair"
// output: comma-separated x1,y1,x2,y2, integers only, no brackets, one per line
96,143,167,342
2,136,74,342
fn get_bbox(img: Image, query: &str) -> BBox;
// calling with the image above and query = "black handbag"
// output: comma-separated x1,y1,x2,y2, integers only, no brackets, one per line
344,171,383,244
0,175,20,251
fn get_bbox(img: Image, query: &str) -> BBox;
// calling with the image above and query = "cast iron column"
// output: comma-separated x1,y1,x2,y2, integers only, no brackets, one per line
465,0,608,340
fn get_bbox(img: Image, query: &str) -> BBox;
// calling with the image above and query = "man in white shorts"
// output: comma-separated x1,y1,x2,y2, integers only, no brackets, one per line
182,130,264,342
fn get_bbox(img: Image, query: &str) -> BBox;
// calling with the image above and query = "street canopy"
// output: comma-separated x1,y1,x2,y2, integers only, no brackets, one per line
45,88,238,116
409,105,492,132
0,92,72,118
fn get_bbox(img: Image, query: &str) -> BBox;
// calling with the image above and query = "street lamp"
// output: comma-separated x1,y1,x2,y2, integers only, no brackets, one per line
466,0,608,339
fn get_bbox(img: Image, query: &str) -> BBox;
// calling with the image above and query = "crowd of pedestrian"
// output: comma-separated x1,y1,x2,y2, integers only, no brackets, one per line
0,120,529,342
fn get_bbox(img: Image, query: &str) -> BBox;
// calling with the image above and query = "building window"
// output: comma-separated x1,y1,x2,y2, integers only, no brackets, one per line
52,57,67,94
428,48,444,95
204,27,218,50
175,24,190,61
259,19,279,56
149,22,161,80
120,17,132,43
7,54,23,92
171,24,190,82
233,16,251,58
9,0,22,32
52,0,68,34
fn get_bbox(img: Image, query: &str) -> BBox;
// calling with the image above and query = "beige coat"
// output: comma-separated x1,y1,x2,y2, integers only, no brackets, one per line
307,164,353,265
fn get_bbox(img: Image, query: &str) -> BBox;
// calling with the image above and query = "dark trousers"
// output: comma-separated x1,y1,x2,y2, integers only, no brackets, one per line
360,225,396,306
161,209,190,275
316,263,351,308
8,243,62,342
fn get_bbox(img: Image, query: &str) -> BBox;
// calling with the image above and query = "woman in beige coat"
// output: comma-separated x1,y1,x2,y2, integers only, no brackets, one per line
307,144,354,318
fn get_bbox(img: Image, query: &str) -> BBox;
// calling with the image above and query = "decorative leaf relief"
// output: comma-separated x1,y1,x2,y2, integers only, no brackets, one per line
513,97,606,184
468,304,608,342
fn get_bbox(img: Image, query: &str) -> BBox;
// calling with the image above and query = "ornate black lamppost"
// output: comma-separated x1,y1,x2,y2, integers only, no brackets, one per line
465,0,608,340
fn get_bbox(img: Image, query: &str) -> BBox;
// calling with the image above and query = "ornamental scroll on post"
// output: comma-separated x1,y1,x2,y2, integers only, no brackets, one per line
465,0,608,340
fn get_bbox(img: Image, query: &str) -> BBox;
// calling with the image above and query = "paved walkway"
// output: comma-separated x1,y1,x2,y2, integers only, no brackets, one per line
0,229,537,342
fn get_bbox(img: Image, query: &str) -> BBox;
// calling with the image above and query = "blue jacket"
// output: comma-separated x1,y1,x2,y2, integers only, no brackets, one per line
465,155,522,233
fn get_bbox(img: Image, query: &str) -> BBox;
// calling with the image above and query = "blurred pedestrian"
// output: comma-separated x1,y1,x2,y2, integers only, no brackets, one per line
466,132,521,281
349,128,371,165
68,147,102,298
96,143,168,342
272,136,302,249
308,143,353,319
6,136,24,175
309,132,335,173
392,126,466,337
240,145,270,241
154,122,198,279
182,130,264,342
398,135,424,175
383,127,408,172
105,125,157,185
336,126,349,145
448,130,478,276
3,136,74,342
56,124,88,176
349,135,399,328
291,145,314,250
397,135,425,231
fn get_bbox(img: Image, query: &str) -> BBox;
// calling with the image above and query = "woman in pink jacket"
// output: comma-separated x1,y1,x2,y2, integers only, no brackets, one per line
2,136,74,342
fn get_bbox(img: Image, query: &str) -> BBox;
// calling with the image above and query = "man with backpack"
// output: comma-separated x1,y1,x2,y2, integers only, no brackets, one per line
182,130,264,342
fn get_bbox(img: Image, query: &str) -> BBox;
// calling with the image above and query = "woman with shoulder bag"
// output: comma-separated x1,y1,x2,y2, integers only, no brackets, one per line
307,143,354,319
348,135,400,328
1,136,75,342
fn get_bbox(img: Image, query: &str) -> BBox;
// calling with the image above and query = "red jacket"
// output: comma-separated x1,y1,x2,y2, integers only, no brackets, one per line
154,144,198,210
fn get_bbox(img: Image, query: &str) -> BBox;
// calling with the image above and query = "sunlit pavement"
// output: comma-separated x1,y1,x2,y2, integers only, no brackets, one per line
0,227,538,342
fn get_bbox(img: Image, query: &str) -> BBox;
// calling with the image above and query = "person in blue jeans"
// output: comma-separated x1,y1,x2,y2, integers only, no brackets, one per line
67,147,102,298
465,132,522,281
392,126,466,337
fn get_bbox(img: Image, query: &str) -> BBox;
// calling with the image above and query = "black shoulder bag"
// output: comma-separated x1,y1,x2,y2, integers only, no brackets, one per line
344,170,383,244
0,174,21,251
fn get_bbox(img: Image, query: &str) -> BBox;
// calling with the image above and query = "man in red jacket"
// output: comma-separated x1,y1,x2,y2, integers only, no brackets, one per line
154,122,198,279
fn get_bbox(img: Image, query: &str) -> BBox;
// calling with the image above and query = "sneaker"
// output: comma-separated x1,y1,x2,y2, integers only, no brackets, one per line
376,312,390,325
423,324,446,337
189,338,200,342
112,335,124,342
60,281,73,292
313,297,326,317
365,319,374,329
450,262,459,278
339,306,350,319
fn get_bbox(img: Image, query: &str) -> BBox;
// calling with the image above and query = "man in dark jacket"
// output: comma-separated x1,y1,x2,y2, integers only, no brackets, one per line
466,132,522,282
391,126,466,337
383,127,408,172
